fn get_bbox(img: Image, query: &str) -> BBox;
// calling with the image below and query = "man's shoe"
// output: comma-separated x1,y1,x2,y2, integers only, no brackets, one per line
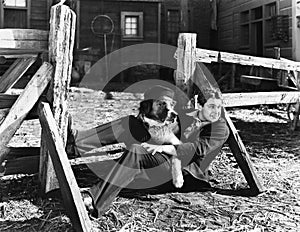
81,191,96,216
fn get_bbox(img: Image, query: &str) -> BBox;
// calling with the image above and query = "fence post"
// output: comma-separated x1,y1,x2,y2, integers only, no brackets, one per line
175,33,197,105
39,3,76,193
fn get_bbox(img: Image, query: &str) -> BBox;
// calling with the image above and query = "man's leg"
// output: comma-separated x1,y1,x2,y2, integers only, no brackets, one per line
69,116,150,157
88,144,172,217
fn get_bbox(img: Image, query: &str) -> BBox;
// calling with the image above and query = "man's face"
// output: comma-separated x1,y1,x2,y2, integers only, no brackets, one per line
199,98,222,123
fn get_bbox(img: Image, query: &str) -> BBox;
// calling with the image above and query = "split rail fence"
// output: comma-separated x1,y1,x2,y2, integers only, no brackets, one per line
0,4,300,232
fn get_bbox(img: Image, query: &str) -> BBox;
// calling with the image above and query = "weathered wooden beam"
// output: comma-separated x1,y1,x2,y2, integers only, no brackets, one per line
195,48,300,72
224,111,264,193
38,102,92,232
0,48,45,58
0,57,37,93
0,29,48,50
0,62,53,164
69,153,122,166
175,33,197,104
223,91,300,107
40,3,76,193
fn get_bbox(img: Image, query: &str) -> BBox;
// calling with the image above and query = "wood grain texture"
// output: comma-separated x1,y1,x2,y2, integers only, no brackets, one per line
0,62,53,164
38,102,92,232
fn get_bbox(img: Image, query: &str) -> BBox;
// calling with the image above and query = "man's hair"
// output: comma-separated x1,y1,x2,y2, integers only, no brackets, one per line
196,87,223,106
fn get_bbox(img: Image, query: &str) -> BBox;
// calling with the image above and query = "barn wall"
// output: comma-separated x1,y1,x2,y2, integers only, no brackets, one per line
161,0,211,49
78,0,159,52
217,0,293,59
30,0,49,30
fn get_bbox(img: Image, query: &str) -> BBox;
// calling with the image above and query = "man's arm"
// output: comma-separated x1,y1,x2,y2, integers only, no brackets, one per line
176,119,229,160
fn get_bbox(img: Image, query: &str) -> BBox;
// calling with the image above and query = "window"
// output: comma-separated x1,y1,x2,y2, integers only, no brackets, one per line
239,2,279,56
167,9,180,45
1,0,30,28
121,12,143,40
3,0,26,7
124,16,138,36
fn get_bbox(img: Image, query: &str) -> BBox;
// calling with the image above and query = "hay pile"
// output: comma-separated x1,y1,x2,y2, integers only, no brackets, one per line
0,88,299,231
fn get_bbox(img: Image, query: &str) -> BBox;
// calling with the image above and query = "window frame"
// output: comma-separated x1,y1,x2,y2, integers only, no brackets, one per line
166,8,180,45
121,11,143,41
0,0,31,28
238,0,279,54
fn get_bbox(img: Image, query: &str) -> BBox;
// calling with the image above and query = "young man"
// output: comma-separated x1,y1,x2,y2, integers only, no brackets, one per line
82,85,230,217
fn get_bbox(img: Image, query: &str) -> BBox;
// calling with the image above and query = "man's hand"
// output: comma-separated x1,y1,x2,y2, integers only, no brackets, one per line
141,143,177,156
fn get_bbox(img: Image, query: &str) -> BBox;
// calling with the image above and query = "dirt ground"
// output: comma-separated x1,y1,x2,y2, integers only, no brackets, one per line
0,87,300,231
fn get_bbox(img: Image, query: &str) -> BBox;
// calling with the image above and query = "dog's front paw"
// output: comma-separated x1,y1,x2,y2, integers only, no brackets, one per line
171,157,184,188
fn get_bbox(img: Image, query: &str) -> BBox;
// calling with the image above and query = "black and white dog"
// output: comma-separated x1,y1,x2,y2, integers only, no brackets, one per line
137,99,184,188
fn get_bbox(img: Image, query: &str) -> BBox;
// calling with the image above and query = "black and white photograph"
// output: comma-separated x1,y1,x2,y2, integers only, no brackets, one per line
0,0,300,231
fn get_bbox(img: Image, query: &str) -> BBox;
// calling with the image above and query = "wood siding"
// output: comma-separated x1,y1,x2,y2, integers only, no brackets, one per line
78,0,159,54
217,0,293,59
30,0,49,30
161,0,211,48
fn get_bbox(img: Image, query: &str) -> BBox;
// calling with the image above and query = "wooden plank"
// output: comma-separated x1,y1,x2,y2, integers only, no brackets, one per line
69,153,122,166
223,91,300,107
0,29,48,50
0,62,53,164
224,111,264,194
195,48,300,71
0,57,37,93
175,33,197,102
0,48,45,58
0,41,48,50
40,3,76,193
0,29,48,40
3,91,299,112
38,102,92,232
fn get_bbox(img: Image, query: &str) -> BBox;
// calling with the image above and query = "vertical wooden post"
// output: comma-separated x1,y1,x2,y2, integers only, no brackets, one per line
40,3,76,193
176,33,196,102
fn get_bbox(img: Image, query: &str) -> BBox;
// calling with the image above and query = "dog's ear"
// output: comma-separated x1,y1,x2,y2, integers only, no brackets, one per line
139,99,153,116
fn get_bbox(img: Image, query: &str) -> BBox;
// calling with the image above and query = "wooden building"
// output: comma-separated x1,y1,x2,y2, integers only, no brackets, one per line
217,0,300,61
0,0,50,30
73,0,213,82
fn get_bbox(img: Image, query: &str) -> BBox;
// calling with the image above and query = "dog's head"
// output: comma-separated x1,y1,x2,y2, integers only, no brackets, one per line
138,99,168,122
138,99,178,123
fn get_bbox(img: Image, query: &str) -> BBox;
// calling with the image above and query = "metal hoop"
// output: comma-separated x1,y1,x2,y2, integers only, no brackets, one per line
91,14,114,36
